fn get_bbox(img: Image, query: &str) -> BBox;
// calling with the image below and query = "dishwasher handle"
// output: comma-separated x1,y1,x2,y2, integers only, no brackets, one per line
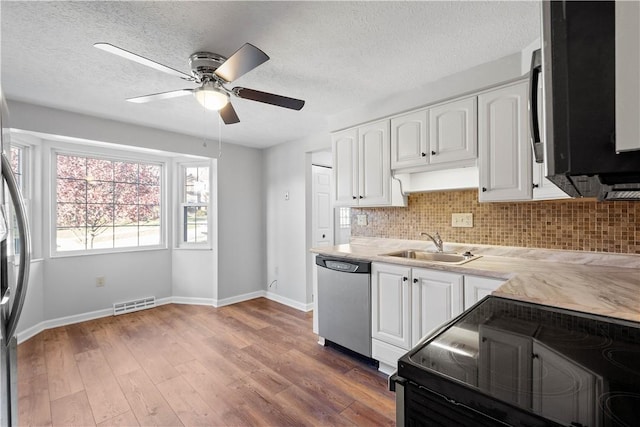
315,255,371,274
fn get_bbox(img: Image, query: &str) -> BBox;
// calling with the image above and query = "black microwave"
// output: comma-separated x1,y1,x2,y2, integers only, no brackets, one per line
529,1,640,201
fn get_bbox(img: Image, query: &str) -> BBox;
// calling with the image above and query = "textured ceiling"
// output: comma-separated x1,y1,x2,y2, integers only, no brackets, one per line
1,1,540,149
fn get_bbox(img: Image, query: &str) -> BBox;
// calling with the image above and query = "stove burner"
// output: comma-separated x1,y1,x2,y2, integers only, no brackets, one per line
600,392,640,426
537,327,613,350
602,349,640,377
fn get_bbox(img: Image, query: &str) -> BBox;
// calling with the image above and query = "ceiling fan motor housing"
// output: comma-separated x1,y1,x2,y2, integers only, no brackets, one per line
189,52,227,82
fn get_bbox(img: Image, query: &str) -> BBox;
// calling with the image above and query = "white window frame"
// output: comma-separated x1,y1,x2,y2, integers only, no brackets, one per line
50,147,168,257
177,160,212,249
4,142,31,261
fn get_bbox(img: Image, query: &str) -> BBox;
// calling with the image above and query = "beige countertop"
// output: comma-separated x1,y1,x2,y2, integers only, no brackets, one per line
311,237,640,323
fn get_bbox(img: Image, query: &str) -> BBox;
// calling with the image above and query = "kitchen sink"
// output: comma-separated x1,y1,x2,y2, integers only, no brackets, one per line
381,250,480,265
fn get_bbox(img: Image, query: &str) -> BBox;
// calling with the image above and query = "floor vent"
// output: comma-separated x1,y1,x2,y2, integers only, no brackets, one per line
113,296,156,316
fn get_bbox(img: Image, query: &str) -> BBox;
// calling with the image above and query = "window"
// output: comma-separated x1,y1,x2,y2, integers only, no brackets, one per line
339,207,351,229
54,153,163,253
6,144,29,257
180,164,209,246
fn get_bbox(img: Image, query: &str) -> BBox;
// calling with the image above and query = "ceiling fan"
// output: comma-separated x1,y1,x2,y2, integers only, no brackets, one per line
94,42,305,124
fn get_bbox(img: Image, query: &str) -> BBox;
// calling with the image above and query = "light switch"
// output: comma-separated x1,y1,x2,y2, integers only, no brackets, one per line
452,213,473,227
357,214,368,226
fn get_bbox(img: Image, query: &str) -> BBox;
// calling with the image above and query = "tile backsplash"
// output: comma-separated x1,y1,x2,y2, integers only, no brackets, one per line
351,190,640,254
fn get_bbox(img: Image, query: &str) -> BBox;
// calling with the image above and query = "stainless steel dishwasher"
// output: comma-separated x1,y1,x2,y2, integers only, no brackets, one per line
316,255,372,358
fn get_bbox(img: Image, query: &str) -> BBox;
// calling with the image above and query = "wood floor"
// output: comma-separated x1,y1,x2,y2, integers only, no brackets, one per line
17,298,396,426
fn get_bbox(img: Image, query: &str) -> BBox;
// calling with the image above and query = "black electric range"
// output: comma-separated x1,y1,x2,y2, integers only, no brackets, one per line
393,296,640,426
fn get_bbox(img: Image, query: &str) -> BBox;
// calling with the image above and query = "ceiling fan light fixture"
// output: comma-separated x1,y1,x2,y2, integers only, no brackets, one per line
194,83,229,111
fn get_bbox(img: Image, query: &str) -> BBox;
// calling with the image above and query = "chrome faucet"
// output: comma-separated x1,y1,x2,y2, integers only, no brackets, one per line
420,232,443,253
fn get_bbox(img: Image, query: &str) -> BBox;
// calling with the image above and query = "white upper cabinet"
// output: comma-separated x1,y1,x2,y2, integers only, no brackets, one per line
390,97,478,172
463,275,505,308
332,128,358,206
390,109,428,169
429,96,478,165
332,120,406,207
478,82,532,202
359,120,392,206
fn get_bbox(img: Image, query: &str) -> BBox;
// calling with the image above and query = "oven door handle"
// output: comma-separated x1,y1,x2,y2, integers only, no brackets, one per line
529,48,544,163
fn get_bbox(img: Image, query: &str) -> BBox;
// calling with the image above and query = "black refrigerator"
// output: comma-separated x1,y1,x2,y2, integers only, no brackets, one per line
0,89,31,425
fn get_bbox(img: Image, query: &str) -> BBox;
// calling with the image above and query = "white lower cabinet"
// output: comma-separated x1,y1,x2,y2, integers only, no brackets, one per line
463,275,505,308
371,263,503,374
411,268,464,345
371,263,411,350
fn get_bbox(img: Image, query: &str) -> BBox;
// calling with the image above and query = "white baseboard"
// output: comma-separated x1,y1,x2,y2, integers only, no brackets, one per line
214,291,265,308
17,292,312,344
17,306,113,343
265,291,313,312
171,296,215,306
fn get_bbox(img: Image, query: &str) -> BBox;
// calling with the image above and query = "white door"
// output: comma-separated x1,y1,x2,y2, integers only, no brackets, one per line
312,165,333,248
371,263,411,349
411,268,464,345
358,120,391,206
429,96,478,164
478,82,532,202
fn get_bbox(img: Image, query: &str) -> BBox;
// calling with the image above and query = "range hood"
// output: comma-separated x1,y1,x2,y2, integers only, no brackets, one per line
535,1,640,201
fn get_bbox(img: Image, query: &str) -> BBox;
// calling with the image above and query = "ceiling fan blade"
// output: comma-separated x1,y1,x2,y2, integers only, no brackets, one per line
214,43,269,83
233,87,305,111
219,102,240,124
94,42,194,81
126,89,193,104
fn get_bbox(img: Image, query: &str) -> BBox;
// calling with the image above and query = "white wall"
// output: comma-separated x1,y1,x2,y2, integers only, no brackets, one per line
329,52,524,132
263,132,331,308
45,251,172,319
216,143,265,301
14,260,44,338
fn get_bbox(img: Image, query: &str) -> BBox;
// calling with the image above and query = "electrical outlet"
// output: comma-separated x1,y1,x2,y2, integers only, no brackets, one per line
452,213,473,228
96,276,106,287
357,214,368,226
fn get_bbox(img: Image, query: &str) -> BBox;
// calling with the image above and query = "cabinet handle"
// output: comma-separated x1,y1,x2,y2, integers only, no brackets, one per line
322,234,326,238
359,195,363,199
431,150,436,155
413,278,418,283
532,183,539,189
352,196,357,200
421,152,426,157
482,187,487,192
402,277,408,282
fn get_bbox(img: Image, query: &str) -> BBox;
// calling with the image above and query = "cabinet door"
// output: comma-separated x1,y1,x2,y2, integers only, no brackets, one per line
411,268,463,346
371,263,411,350
429,96,478,164
332,128,358,206
532,342,601,426
478,82,532,202
359,120,391,206
463,275,504,309
391,110,428,169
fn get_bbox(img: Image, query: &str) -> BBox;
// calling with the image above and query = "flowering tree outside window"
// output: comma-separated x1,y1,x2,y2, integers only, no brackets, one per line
181,165,209,245
55,153,162,252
